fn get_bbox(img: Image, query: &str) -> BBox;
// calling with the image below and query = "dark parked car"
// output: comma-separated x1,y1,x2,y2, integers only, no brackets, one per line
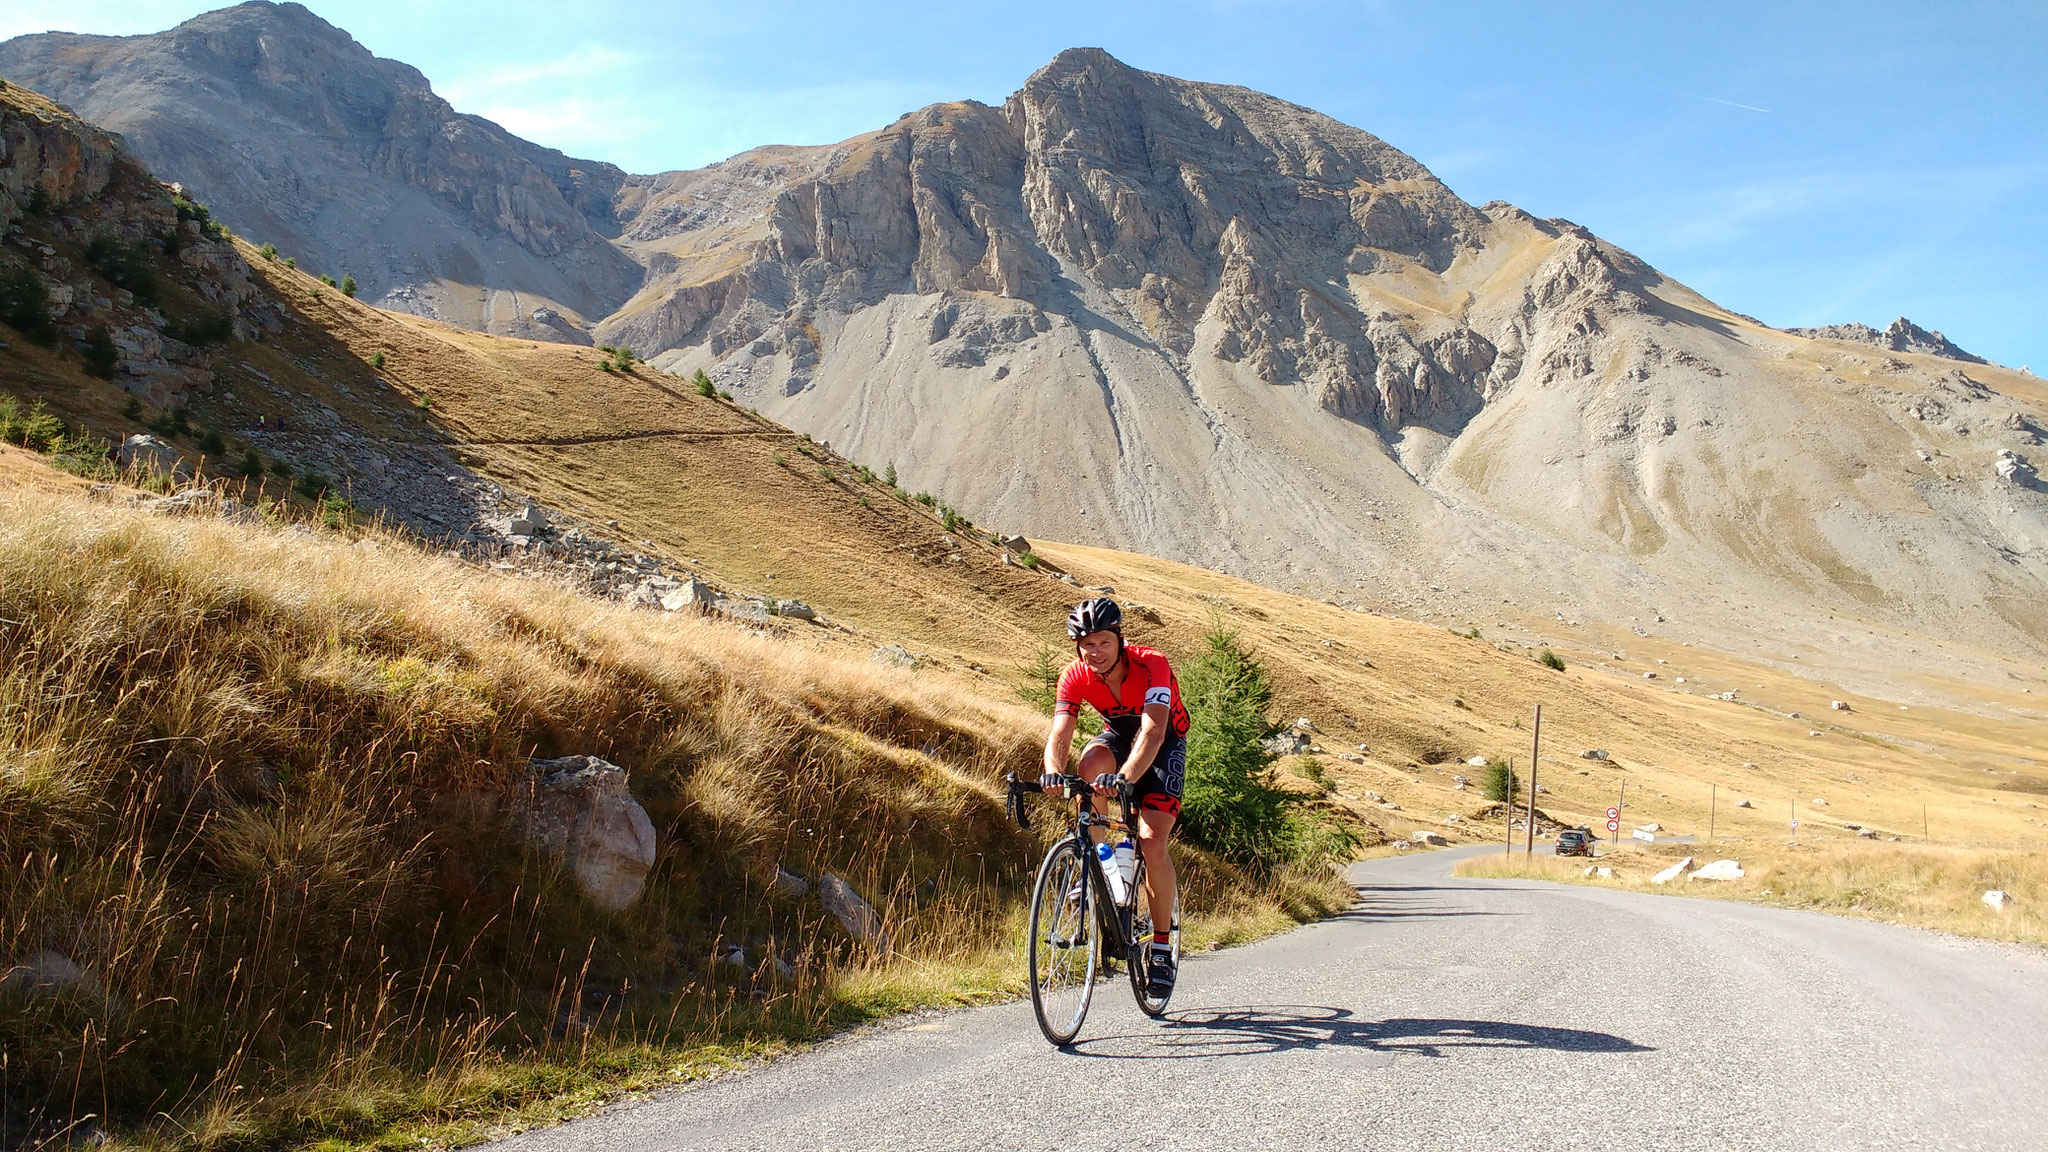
1555,828,1594,856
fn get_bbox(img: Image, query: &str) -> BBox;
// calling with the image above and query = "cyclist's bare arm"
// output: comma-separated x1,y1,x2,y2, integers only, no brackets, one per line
1042,711,1078,788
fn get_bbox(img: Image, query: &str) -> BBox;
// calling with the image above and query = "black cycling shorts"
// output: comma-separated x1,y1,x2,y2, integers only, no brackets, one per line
1082,728,1186,817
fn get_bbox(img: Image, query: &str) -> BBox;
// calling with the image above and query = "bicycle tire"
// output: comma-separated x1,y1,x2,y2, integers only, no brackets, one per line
1028,836,1098,1045
1127,854,1181,1017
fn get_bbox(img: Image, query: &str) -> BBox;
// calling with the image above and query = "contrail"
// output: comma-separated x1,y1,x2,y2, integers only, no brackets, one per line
1670,90,1773,114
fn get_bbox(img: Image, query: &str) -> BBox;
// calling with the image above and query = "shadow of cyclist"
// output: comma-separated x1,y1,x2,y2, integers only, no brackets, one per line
1067,1005,1652,1059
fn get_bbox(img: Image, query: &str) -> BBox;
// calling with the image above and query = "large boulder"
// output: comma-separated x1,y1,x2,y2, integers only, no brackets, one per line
524,756,658,912
1691,859,1744,881
116,434,189,480
819,874,889,949
1651,857,1694,884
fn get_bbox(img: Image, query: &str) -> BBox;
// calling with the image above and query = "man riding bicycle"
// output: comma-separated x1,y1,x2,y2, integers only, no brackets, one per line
1040,597,1189,998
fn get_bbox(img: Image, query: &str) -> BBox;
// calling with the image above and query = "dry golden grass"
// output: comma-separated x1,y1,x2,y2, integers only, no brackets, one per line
0,480,1347,1150
1455,841,2047,946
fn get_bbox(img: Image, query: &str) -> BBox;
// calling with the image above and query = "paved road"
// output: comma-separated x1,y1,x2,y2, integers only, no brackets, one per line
490,847,2048,1151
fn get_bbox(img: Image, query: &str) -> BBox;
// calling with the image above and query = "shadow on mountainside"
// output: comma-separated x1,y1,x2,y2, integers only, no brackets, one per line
1069,1006,1652,1060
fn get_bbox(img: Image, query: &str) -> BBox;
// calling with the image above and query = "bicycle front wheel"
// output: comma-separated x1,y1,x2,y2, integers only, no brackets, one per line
1028,836,1099,1046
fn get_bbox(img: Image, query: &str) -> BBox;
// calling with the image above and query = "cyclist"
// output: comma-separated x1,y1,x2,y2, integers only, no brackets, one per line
1039,597,1189,997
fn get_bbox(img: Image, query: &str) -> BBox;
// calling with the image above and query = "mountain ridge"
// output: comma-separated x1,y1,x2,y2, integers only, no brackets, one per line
3,7,2042,675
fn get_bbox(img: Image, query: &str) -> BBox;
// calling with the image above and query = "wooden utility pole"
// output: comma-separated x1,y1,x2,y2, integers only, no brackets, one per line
1504,757,1514,857
1525,705,1542,858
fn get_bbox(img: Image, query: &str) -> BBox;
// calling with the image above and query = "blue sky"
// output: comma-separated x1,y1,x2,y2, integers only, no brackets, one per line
7,1,2044,369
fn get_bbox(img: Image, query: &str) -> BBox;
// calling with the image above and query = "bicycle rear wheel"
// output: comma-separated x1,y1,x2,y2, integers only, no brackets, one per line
1127,855,1181,1018
1028,836,1099,1045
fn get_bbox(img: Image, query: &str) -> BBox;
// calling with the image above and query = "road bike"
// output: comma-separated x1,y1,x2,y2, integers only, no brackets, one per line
1005,772,1180,1046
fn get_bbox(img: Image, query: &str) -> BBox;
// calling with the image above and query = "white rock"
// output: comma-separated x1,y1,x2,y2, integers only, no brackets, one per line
0,950,117,1016
1811,798,1828,806
1411,830,1448,846
1580,749,1609,760
658,580,719,612
524,756,659,913
820,874,889,948
1652,857,1694,884
1637,822,1663,833
772,868,811,898
1734,799,1753,809
775,599,817,621
1831,700,1850,711
1466,756,1488,766
870,645,916,668
1691,859,1744,881
1983,889,2014,910
116,434,189,479
1293,717,1316,731
1595,867,1613,879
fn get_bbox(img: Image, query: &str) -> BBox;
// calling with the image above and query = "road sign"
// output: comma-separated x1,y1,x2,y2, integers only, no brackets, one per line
1606,806,1621,820
1606,819,1620,832
1790,819,1799,829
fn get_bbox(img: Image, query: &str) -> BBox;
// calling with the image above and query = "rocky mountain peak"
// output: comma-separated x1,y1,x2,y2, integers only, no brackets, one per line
1786,317,1987,364
0,3,642,342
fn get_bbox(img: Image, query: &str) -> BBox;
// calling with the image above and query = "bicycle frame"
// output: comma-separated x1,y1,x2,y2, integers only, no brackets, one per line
1009,773,1144,958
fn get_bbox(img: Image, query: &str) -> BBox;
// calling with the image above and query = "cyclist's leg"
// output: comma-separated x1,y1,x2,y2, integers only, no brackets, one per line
1132,737,1185,944
1137,804,1177,928
1076,732,1125,846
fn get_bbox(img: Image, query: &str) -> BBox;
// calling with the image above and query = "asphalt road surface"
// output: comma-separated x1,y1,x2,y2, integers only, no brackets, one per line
489,846,2048,1151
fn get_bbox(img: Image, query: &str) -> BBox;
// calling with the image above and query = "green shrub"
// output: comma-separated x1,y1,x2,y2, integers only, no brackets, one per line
26,184,53,215
692,369,715,398
719,389,733,400
170,408,190,437
1290,755,1337,798
169,193,224,238
319,274,336,288
318,490,352,529
269,459,293,481
258,242,278,261
283,257,297,270
83,233,159,303
1538,648,1566,671
818,466,835,482
0,265,57,345
121,397,141,420
239,449,264,477
0,395,67,452
294,471,329,499
1018,644,1064,714
884,462,897,487
1450,625,1481,640
1017,549,1042,570
893,488,910,503
1483,758,1517,803
857,495,870,508
339,275,357,298
1180,624,1356,871
370,351,385,369
78,325,119,378
167,309,233,346
772,452,787,467
915,492,936,507
160,230,183,258
414,393,433,411
942,508,963,532
198,429,226,456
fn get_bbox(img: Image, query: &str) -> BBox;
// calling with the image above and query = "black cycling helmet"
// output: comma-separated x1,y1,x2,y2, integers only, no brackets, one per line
1066,597,1123,640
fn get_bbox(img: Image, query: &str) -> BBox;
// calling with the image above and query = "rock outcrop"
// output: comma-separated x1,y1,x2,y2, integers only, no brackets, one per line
1787,318,1987,364
0,1,643,341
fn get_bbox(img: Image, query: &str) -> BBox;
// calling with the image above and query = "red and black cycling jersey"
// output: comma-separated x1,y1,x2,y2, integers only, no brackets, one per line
1054,643,1190,739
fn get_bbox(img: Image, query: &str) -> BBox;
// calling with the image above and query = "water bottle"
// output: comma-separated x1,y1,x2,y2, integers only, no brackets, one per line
1113,839,1138,895
1096,841,1126,903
